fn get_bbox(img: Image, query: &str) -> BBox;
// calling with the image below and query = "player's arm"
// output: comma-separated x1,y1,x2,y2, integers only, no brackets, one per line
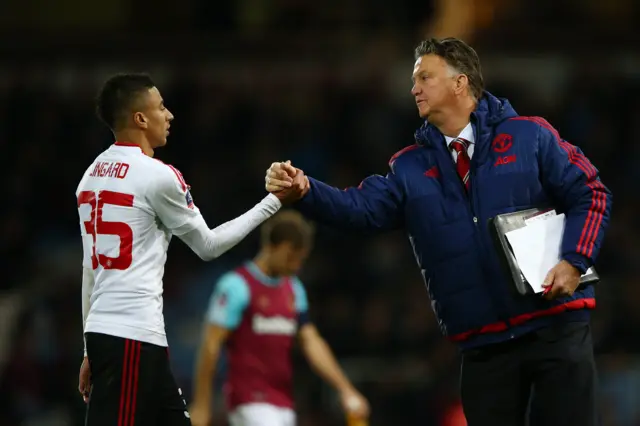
293,280,369,418
191,324,230,426
77,200,96,356
298,324,355,393
298,324,370,418
149,166,282,261
77,267,95,402
190,274,249,425
293,280,346,388
77,193,96,401
81,267,95,356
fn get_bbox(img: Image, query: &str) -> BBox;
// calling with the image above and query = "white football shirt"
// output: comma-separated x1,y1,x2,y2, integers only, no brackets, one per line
76,142,209,346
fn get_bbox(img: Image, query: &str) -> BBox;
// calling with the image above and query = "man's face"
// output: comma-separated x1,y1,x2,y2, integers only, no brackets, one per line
136,87,174,148
410,54,457,119
270,242,309,277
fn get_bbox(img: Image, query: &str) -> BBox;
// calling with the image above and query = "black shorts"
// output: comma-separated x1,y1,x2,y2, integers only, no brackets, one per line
85,332,191,426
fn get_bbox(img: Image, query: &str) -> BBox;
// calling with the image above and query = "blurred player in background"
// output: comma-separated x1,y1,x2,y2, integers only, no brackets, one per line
76,73,304,426
190,210,369,426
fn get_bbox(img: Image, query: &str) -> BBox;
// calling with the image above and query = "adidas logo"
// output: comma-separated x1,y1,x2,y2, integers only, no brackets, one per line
424,166,440,178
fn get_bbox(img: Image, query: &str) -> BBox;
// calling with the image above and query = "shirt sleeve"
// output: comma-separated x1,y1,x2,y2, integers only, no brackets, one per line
206,272,250,330
292,277,310,326
148,165,202,236
77,197,95,269
176,194,282,261
81,267,95,356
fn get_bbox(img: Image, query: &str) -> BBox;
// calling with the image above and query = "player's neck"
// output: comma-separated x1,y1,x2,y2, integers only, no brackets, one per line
114,131,155,157
253,254,278,278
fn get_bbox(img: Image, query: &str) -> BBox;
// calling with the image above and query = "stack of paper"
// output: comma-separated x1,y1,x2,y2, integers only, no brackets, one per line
504,211,564,293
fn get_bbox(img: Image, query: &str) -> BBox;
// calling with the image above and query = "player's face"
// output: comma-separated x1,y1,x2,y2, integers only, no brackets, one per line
140,87,174,148
410,54,458,119
271,243,309,276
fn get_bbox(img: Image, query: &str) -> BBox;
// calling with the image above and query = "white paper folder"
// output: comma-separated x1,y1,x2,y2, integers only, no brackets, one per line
489,207,600,295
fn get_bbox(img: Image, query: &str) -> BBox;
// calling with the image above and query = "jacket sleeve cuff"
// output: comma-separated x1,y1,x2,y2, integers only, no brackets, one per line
561,252,592,275
293,177,317,212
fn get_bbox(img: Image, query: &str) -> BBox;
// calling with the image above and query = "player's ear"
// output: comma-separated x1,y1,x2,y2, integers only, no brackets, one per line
133,112,148,129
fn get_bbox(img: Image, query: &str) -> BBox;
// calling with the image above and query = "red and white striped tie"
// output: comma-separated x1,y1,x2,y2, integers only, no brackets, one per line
450,138,471,191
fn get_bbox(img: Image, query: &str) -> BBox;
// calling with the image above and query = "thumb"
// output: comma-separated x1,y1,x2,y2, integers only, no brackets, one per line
282,160,297,177
542,268,555,288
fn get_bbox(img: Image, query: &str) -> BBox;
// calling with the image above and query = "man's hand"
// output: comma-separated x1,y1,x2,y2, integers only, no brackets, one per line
265,161,296,191
340,388,370,420
541,260,581,300
78,356,91,403
189,402,211,426
265,161,309,203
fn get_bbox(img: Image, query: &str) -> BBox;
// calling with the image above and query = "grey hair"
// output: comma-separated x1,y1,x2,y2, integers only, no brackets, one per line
414,38,484,101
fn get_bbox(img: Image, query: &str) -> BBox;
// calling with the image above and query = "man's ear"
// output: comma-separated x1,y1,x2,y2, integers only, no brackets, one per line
454,74,469,95
133,112,148,129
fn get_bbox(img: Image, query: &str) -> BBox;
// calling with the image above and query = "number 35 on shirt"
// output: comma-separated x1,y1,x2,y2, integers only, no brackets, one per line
77,190,135,270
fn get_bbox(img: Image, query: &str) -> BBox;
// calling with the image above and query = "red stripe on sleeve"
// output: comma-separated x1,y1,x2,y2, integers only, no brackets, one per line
153,158,188,192
577,181,607,257
388,144,420,166
510,116,606,258
166,165,187,192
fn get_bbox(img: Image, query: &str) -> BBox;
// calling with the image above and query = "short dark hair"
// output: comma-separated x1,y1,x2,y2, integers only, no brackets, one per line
414,38,484,100
96,73,155,131
261,210,315,250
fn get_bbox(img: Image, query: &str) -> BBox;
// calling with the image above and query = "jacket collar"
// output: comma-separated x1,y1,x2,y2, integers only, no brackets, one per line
414,91,518,148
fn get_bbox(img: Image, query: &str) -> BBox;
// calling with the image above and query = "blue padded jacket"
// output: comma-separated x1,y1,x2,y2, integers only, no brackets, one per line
295,92,612,350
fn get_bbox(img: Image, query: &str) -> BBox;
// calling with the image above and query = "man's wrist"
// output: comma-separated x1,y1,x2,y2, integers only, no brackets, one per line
263,193,283,210
561,253,590,275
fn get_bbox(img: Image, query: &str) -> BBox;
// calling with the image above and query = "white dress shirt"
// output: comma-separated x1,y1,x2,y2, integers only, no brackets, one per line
444,122,475,162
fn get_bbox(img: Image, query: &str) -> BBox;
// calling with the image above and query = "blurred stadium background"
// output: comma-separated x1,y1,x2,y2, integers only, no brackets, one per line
1,0,639,424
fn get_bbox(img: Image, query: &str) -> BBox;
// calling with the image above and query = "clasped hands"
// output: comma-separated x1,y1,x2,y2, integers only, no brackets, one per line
265,160,309,203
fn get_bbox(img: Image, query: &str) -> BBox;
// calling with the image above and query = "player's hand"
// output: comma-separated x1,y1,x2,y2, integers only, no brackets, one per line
265,160,297,192
541,260,581,300
340,388,370,420
78,356,91,403
189,402,212,426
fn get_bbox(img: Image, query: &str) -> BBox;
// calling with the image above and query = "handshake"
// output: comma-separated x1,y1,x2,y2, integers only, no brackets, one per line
265,160,310,203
